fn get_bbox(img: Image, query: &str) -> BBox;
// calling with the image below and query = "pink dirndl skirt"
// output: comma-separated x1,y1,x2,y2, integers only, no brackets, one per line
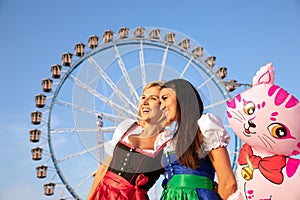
89,171,149,200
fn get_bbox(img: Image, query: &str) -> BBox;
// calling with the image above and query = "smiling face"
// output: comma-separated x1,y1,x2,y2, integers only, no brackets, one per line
227,83,300,156
159,87,178,123
138,86,163,125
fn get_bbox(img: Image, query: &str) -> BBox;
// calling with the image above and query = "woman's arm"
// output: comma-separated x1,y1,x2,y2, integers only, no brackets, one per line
87,155,112,200
209,147,237,200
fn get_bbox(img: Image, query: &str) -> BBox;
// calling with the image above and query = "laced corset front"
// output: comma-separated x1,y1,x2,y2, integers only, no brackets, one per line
108,141,165,191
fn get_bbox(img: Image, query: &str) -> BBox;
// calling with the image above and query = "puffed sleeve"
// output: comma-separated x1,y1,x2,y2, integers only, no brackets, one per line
104,119,136,156
154,130,172,151
197,113,230,158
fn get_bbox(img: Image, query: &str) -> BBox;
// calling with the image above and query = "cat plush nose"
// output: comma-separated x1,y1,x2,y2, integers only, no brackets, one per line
248,120,256,128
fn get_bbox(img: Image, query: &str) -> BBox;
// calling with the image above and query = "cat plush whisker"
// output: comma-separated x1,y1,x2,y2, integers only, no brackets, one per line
230,109,244,122
233,117,243,123
259,135,273,149
258,136,269,149
237,110,245,120
228,111,243,123
262,134,276,144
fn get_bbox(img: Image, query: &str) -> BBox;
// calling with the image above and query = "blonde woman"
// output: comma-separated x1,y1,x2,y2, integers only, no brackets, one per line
88,81,169,200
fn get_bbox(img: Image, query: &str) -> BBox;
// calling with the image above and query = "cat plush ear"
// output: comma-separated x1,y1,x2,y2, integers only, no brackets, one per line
252,63,275,86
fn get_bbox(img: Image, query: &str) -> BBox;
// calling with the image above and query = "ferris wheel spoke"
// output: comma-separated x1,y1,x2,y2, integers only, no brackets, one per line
159,44,169,81
139,41,147,87
50,127,115,134
52,182,75,200
196,75,215,90
56,99,98,115
57,143,104,163
87,57,138,113
69,75,138,119
113,44,139,104
73,172,95,191
97,111,128,122
204,98,230,110
179,56,194,78
55,99,126,123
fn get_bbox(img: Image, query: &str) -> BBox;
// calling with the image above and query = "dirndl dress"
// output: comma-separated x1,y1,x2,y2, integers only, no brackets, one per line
160,113,230,200
90,119,169,200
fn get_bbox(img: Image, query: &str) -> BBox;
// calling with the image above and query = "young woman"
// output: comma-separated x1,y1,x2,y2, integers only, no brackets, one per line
159,79,237,200
88,81,169,200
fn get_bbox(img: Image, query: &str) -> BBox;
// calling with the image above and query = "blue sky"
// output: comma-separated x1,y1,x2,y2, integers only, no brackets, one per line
0,0,300,199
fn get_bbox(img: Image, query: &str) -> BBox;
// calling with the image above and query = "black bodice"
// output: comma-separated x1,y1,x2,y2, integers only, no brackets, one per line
108,141,165,191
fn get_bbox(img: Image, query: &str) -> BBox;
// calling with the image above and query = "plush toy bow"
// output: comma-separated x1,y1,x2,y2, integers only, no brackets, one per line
238,143,286,184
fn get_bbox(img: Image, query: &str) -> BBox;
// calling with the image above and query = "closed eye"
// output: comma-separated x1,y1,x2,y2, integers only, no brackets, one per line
151,96,158,101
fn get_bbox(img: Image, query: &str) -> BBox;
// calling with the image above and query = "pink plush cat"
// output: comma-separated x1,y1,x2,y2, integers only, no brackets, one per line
227,63,300,200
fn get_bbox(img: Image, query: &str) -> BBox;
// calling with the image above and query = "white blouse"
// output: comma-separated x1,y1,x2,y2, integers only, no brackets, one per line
105,113,230,158
104,119,170,156
162,113,230,158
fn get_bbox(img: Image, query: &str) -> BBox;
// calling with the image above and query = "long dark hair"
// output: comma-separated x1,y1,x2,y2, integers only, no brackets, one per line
162,79,204,169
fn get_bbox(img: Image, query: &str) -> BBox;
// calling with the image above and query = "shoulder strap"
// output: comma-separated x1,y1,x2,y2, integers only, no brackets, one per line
120,122,138,139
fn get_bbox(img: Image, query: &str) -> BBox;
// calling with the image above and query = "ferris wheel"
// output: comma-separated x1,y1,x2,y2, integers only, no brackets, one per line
29,26,244,199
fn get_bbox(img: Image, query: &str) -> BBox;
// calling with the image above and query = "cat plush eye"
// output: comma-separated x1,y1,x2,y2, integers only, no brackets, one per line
268,123,287,138
243,102,255,115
